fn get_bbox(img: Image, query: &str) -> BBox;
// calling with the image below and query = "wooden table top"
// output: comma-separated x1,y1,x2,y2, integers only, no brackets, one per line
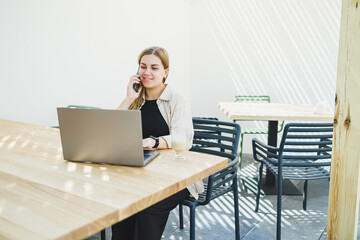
0,119,228,240
218,102,334,122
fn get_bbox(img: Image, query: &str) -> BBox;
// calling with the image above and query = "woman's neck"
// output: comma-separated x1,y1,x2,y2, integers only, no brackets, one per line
145,84,166,100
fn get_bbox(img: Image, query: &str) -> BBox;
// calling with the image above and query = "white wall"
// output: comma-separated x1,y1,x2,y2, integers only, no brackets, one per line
190,0,341,152
0,0,341,153
0,0,192,126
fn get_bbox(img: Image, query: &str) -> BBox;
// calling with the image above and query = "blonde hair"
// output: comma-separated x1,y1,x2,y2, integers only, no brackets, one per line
129,46,170,110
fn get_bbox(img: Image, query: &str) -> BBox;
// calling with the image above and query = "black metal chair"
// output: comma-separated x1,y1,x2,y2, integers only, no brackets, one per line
178,118,241,240
252,122,333,240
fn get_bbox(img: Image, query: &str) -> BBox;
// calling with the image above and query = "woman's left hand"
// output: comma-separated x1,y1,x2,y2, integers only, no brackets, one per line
142,138,155,149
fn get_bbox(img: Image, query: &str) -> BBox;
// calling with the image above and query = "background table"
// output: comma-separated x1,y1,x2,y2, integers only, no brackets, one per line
0,119,227,240
218,102,333,194
218,102,333,122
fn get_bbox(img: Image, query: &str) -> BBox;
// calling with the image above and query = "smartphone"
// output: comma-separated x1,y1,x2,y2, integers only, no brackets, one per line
133,67,142,93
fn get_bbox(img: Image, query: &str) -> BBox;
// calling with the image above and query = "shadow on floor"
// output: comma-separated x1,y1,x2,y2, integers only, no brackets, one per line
88,154,344,240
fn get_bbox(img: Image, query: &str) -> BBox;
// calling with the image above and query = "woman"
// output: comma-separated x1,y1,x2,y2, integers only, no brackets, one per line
113,46,204,240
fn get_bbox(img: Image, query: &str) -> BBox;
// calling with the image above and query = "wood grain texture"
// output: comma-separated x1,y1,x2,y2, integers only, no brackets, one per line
0,119,228,240
218,102,333,121
327,0,360,239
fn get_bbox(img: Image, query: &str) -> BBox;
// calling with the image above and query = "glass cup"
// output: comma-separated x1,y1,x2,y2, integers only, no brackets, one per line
171,127,188,161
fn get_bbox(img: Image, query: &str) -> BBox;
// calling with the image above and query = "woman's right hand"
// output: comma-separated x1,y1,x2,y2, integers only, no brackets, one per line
117,74,142,110
126,74,142,100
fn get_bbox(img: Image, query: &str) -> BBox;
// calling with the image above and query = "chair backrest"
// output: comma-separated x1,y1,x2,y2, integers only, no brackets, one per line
190,118,241,202
234,95,270,103
191,118,240,160
233,95,273,128
193,117,219,121
278,123,333,166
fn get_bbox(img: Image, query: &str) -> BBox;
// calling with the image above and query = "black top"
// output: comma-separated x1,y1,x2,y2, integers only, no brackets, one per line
140,99,169,138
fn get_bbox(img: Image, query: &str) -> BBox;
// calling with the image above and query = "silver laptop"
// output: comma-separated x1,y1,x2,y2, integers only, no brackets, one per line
57,107,159,166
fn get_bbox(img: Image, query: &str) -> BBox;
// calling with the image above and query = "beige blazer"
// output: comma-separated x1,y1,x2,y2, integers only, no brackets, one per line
140,84,204,199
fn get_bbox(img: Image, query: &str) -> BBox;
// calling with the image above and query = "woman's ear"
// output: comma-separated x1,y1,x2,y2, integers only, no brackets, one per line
164,68,169,78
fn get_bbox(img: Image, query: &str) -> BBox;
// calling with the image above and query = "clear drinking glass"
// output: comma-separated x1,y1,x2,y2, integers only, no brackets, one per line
171,127,188,161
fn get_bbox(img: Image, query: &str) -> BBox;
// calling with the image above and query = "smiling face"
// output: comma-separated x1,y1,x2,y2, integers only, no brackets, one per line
139,54,169,90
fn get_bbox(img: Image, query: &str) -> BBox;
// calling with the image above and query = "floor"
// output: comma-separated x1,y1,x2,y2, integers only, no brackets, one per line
87,154,359,240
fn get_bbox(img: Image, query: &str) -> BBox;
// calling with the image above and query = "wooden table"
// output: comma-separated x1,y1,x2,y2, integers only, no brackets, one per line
218,102,333,194
0,119,228,240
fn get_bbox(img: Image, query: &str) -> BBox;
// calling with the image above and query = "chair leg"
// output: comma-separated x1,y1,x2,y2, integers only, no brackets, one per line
179,204,184,229
233,176,240,240
255,162,264,212
238,133,244,170
303,180,308,211
276,171,283,240
189,205,196,240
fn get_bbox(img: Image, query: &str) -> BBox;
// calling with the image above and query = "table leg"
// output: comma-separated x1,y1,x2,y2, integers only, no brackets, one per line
241,120,302,195
263,121,301,195
100,229,106,240
264,121,278,186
